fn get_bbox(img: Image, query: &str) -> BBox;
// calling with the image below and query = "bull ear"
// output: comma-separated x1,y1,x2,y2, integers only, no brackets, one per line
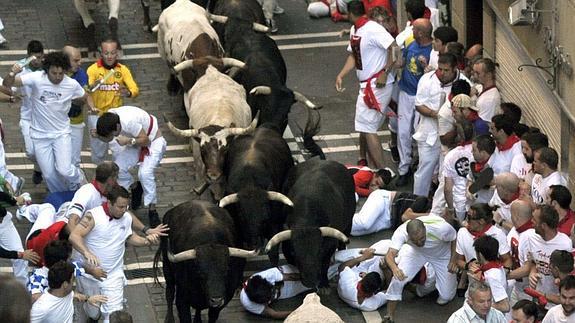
228,247,258,258
293,91,320,109
265,230,292,253
167,249,197,262
318,227,349,244
266,191,293,207
219,193,239,207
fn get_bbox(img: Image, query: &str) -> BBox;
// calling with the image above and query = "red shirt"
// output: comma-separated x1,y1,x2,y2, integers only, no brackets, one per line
348,166,375,197
362,0,393,16
26,221,67,266
557,209,575,236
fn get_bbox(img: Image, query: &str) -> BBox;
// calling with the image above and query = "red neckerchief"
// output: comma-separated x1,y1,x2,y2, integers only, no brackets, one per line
356,281,373,299
465,111,480,122
354,16,370,31
501,189,520,205
516,220,534,234
478,85,497,98
459,140,472,147
138,115,154,162
474,160,488,172
363,69,387,112
91,179,106,197
470,224,492,239
102,202,113,221
496,134,520,151
476,260,503,281
447,93,454,103
559,209,574,227
96,58,119,69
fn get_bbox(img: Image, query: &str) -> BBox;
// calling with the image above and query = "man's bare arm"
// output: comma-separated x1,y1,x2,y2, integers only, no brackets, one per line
69,212,99,266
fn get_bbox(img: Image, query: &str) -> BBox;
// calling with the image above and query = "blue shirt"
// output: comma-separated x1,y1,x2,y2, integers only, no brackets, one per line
71,67,88,87
473,118,490,136
398,41,432,96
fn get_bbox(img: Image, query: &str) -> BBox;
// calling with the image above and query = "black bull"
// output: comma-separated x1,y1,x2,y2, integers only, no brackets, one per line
153,200,256,323
266,159,356,288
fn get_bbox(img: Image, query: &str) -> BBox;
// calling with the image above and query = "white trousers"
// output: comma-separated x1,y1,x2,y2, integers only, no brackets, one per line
23,203,63,241
20,119,39,170
88,115,109,165
354,84,393,134
33,133,83,193
77,272,126,323
70,123,85,168
351,189,393,236
257,0,278,20
386,245,456,302
0,140,19,189
73,0,120,28
110,137,166,206
307,2,330,18
0,213,27,285
430,148,448,217
397,91,418,175
413,139,441,196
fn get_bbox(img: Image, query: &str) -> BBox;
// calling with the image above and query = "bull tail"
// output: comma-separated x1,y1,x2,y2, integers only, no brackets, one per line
166,74,182,96
152,236,166,286
301,108,326,160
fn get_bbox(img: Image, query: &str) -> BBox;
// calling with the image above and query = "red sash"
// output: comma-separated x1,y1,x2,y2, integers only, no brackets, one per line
473,160,488,173
362,69,386,112
138,115,154,162
496,134,520,152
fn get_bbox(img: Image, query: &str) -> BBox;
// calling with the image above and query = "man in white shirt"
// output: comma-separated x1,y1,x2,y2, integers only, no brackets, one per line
412,53,470,196
472,58,501,122
337,248,388,311
447,280,507,323
490,172,521,234
69,186,160,323
531,147,566,206
489,115,522,176
542,276,575,323
3,51,95,192
30,261,107,323
384,216,457,322
428,26,458,70
240,264,311,319
510,131,548,186
335,1,396,170
96,106,166,227
508,205,572,310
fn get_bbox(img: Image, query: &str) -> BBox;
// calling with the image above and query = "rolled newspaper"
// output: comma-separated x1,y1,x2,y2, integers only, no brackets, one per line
8,55,36,77
89,69,116,92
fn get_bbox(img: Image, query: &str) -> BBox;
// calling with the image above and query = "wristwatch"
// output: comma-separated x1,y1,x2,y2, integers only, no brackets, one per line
130,138,136,146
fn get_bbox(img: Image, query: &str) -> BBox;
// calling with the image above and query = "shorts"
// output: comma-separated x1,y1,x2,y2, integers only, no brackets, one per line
354,83,393,133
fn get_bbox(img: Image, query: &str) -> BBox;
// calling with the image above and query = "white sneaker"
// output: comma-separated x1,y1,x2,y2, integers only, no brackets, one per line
273,6,285,14
14,177,25,196
436,296,451,305
0,33,6,45
15,193,31,222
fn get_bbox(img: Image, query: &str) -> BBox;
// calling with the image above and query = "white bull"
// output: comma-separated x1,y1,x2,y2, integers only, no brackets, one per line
165,65,254,199
155,0,223,94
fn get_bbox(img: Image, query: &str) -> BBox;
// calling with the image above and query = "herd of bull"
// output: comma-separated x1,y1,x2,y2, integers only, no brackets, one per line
148,1,358,322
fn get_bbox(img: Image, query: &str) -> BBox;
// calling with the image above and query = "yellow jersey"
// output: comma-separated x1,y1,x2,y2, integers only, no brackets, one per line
87,59,139,115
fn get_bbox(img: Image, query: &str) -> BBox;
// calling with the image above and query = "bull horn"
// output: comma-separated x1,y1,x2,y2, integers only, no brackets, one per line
219,193,239,207
249,86,272,96
318,227,350,244
209,14,229,24
293,91,319,109
221,58,245,69
228,247,258,258
163,113,199,138
222,111,260,137
267,191,293,207
173,59,195,73
265,230,292,253
151,24,159,32
252,22,270,33
167,249,197,263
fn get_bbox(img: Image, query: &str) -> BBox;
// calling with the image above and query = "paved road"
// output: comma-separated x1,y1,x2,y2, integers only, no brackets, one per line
0,0,464,322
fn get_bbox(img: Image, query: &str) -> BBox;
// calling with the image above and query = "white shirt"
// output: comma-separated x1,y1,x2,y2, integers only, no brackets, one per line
337,266,387,311
413,70,470,145
443,144,473,213
531,171,566,205
65,182,107,219
84,205,133,275
30,291,74,323
109,106,158,141
507,227,536,269
240,265,309,315
428,49,439,70
391,215,456,258
456,226,510,262
510,154,533,185
20,71,85,139
347,20,395,83
15,60,37,121
438,100,455,136
542,304,575,323
476,86,501,122
483,267,509,303
490,141,522,176
488,190,515,233
447,301,507,323
525,232,572,299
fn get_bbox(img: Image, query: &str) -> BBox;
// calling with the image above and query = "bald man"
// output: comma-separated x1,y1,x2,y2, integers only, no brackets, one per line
63,46,89,167
395,19,433,187
384,216,457,322
490,172,521,233
507,200,536,304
